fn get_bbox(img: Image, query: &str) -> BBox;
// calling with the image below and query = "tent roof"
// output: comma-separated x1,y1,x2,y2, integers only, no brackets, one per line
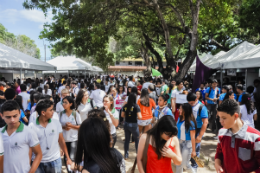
0,43,56,71
222,44,260,69
47,56,94,71
92,66,103,72
208,41,256,69
190,54,213,71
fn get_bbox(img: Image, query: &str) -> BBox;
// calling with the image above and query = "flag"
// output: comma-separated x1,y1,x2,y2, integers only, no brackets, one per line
176,65,179,73
152,68,162,77
192,55,218,92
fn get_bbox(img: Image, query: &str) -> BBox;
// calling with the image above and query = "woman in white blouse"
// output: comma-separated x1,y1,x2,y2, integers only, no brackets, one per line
42,84,52,96
76,89,95,121
240,93,257,128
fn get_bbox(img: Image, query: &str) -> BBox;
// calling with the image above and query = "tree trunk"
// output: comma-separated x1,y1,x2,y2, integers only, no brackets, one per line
140,45,152,76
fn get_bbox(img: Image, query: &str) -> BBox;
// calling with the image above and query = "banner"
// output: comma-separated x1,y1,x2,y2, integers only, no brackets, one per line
176,94,188,104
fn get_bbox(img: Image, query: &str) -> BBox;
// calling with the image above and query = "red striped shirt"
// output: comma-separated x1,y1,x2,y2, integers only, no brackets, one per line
215,124,260,173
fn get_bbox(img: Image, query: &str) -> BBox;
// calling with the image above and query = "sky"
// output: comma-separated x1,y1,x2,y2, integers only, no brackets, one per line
0,0,53,61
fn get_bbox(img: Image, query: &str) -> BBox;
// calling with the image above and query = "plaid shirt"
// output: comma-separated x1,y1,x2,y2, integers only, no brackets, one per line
215,124,260,173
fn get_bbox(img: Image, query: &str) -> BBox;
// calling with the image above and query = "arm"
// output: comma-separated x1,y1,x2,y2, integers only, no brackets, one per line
254,114,258,121
137,134,147,173
205,93,212,101
66,123,80,130
0,96,4,99
215,138,224,173
109,112,119,127
29,145,42,173
171,98,176,113
58,133,72,165
190,130,196,158
22,117,29,123
137,112,142,119
196,118,208,143
219,100,222,105
0,156,3,173
215,159,224,173
121,111,125,118
171,137,182,165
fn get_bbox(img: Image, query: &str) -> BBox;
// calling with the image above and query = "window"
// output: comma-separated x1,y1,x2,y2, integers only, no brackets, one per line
128,61,132,65
135,61,142,66
116,61,120,65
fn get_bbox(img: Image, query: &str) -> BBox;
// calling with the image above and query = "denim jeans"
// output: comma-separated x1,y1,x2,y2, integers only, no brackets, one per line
176,140,195,173
190,128,202,169
35,158,62,173
64,141,77,173
206,104,217,132
124,122,139,158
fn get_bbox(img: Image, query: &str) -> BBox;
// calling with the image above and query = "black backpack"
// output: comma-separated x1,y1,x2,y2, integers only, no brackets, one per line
208,87,219,97
198,104,209,117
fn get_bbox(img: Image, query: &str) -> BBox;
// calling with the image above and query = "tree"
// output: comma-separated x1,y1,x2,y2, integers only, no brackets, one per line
23,0,238,79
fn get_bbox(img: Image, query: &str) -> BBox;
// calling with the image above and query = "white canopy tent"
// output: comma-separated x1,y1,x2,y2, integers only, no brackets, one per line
190,54,213,71
202,51,226,68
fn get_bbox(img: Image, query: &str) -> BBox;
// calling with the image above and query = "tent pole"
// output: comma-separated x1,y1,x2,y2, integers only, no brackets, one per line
245,68,248,89
220,67,223,88
55,71,57,80
20,68,22,83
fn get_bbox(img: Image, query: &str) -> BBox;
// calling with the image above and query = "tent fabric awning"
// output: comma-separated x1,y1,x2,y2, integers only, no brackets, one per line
108,66,147,70
190,54,213,71
0,43,56,71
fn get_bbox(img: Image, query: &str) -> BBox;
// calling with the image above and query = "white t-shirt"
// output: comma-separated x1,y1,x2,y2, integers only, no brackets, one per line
104,109,119,135
89,89,106,107
171,89,183,98
56,101,64,114
142,82,153,90
73,87,79,96
29,112,59,125
180,122,186,140
240,105,257,128
0,133,4,156
77,102,94,121
29,118,62,162
18,92,30,111
60,111,82,142
128,81,135,87
156,87,161,96
42,89,52,96
58,85,66,96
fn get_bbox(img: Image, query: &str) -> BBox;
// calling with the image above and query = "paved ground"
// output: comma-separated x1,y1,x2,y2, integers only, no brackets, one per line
62,128,218,173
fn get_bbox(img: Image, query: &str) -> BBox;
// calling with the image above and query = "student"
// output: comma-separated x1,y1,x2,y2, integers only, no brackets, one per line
187,93,209,170
176,103,196,173
166,84,174,109
14,95,29,125
89,83,107,108
72,81,79,98
30,92,42,115
18,84,30,113
154,94,173,120
74,117,125,173
121,93,142,160
60,96,82,172
223,90,235,101
29,99,72,172
56,89,70,114
196,83,206,101
195,91,205,105
148,84,157,103
76,89,95,121
26,90,37,115
58,80,67,98
171,81,185,120
237,84,245,104
205,79,220,133
103,95,119,147
0,100,42,173
240,93,257,128
104,79,110,93
142,77,153,90
137,115,182,173
0,133,3,173
137,88,156,135
215,99,260,173
42,84,52,96
160,79,168,95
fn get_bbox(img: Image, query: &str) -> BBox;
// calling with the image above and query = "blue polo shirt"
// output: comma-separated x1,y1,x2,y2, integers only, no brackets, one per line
26,102,36,111
196,88,206,100
238,92,245,102
219,93,226,101
19,109,26,124
206,87,220,104
154,106,173,119
192,102,208,128
234,93,237,100
177,118,196,140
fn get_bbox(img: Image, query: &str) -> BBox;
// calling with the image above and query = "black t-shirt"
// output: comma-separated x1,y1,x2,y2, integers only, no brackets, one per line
83,148,124,173
122,104,141,123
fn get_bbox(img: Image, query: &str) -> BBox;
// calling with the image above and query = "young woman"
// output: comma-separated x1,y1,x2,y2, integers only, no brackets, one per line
14,95,29,124
123,80,129,94
196,91,205,105
42,84,52,96
107,85,115,95
103,95,119,148
154,95,173,120
219,85,229,105
176,103,196,173
74,117,125,173
30,92,42,115
240,93,257,128
118,85,126,99
60,96,82,172
137,88,156,135
76,89,94,121
223,90,235,101
121,93,142,160
137,115,182,173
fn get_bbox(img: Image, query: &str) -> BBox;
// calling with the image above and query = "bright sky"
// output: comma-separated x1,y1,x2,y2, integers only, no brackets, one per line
0,0,53,61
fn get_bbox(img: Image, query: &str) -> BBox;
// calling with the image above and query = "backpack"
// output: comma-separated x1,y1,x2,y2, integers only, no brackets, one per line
60,110,78,125
208,87,219,97
198,104,209,117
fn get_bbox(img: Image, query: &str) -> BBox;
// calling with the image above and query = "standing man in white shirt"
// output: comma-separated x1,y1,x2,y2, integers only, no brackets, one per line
71,81,79,98
18,84,30,112
171,81,184,120
0,100,42,173
142,76,154,90
89,83,106,108
58,80,67,98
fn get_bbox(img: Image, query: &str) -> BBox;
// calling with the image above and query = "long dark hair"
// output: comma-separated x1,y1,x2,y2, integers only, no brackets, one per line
131,86,138,95
30,90,36,109
15,95,24,111
107,85,114,95
196,91,203,102
44,84,49,94
75,118,121,173
127,86,132,96
147,115,178,159
140,88,150,107
168,84,173,95
75,89,88,110
241,93,255,114
223,91,234,101
180,103,197,131
125,93,136,116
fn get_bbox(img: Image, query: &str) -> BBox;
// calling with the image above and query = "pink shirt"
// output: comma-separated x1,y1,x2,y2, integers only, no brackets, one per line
16,86,21,94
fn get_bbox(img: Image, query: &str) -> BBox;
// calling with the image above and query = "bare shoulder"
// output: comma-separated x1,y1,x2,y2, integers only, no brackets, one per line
170,136,179,147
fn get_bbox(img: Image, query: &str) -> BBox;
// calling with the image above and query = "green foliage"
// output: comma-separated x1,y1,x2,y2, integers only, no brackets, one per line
0,23,41,59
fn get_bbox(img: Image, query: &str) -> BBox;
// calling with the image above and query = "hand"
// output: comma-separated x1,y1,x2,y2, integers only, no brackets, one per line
60,149,64,156
195,136,202,143
161,146,176,158
215,163,224,173
64,126,71,131
66,122,72,127
191,151,196,158
172,109,175,114
66,158,72,166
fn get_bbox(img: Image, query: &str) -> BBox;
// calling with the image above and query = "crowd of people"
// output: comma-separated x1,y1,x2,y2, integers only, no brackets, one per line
0,74,260,173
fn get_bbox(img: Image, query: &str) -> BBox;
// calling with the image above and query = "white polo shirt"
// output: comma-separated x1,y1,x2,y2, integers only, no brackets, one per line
89,89,106,107
29,111,60,125
0,123,39,173
60,111,82,142
73,87,79,96
56,101,65,114
77,101,94,121
104,109,119,135
58,85,66,96
171,88,184,98
0,133,3,156
29,118,62,162
18,92,30,111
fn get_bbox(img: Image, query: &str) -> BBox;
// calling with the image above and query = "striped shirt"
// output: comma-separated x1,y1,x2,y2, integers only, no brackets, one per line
215,124,260,173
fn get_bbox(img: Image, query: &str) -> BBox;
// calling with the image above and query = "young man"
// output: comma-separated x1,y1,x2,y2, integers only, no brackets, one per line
142,76,153,90
237,84,245,104
71,81,79,98
171,81,184,120
160,79,168,95
18,84,30,113
205,79,220,133
0,100,42,173
128,76,135,87
29,99,72,172
215,99,260,173
170,79,177,90
56,89,70,114
0,133,3,173
148,84,157,103
187,93,209,170
89,83,106,108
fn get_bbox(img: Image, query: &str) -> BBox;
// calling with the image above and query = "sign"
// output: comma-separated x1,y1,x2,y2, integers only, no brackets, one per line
227,69,236,76
176,94,188,104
